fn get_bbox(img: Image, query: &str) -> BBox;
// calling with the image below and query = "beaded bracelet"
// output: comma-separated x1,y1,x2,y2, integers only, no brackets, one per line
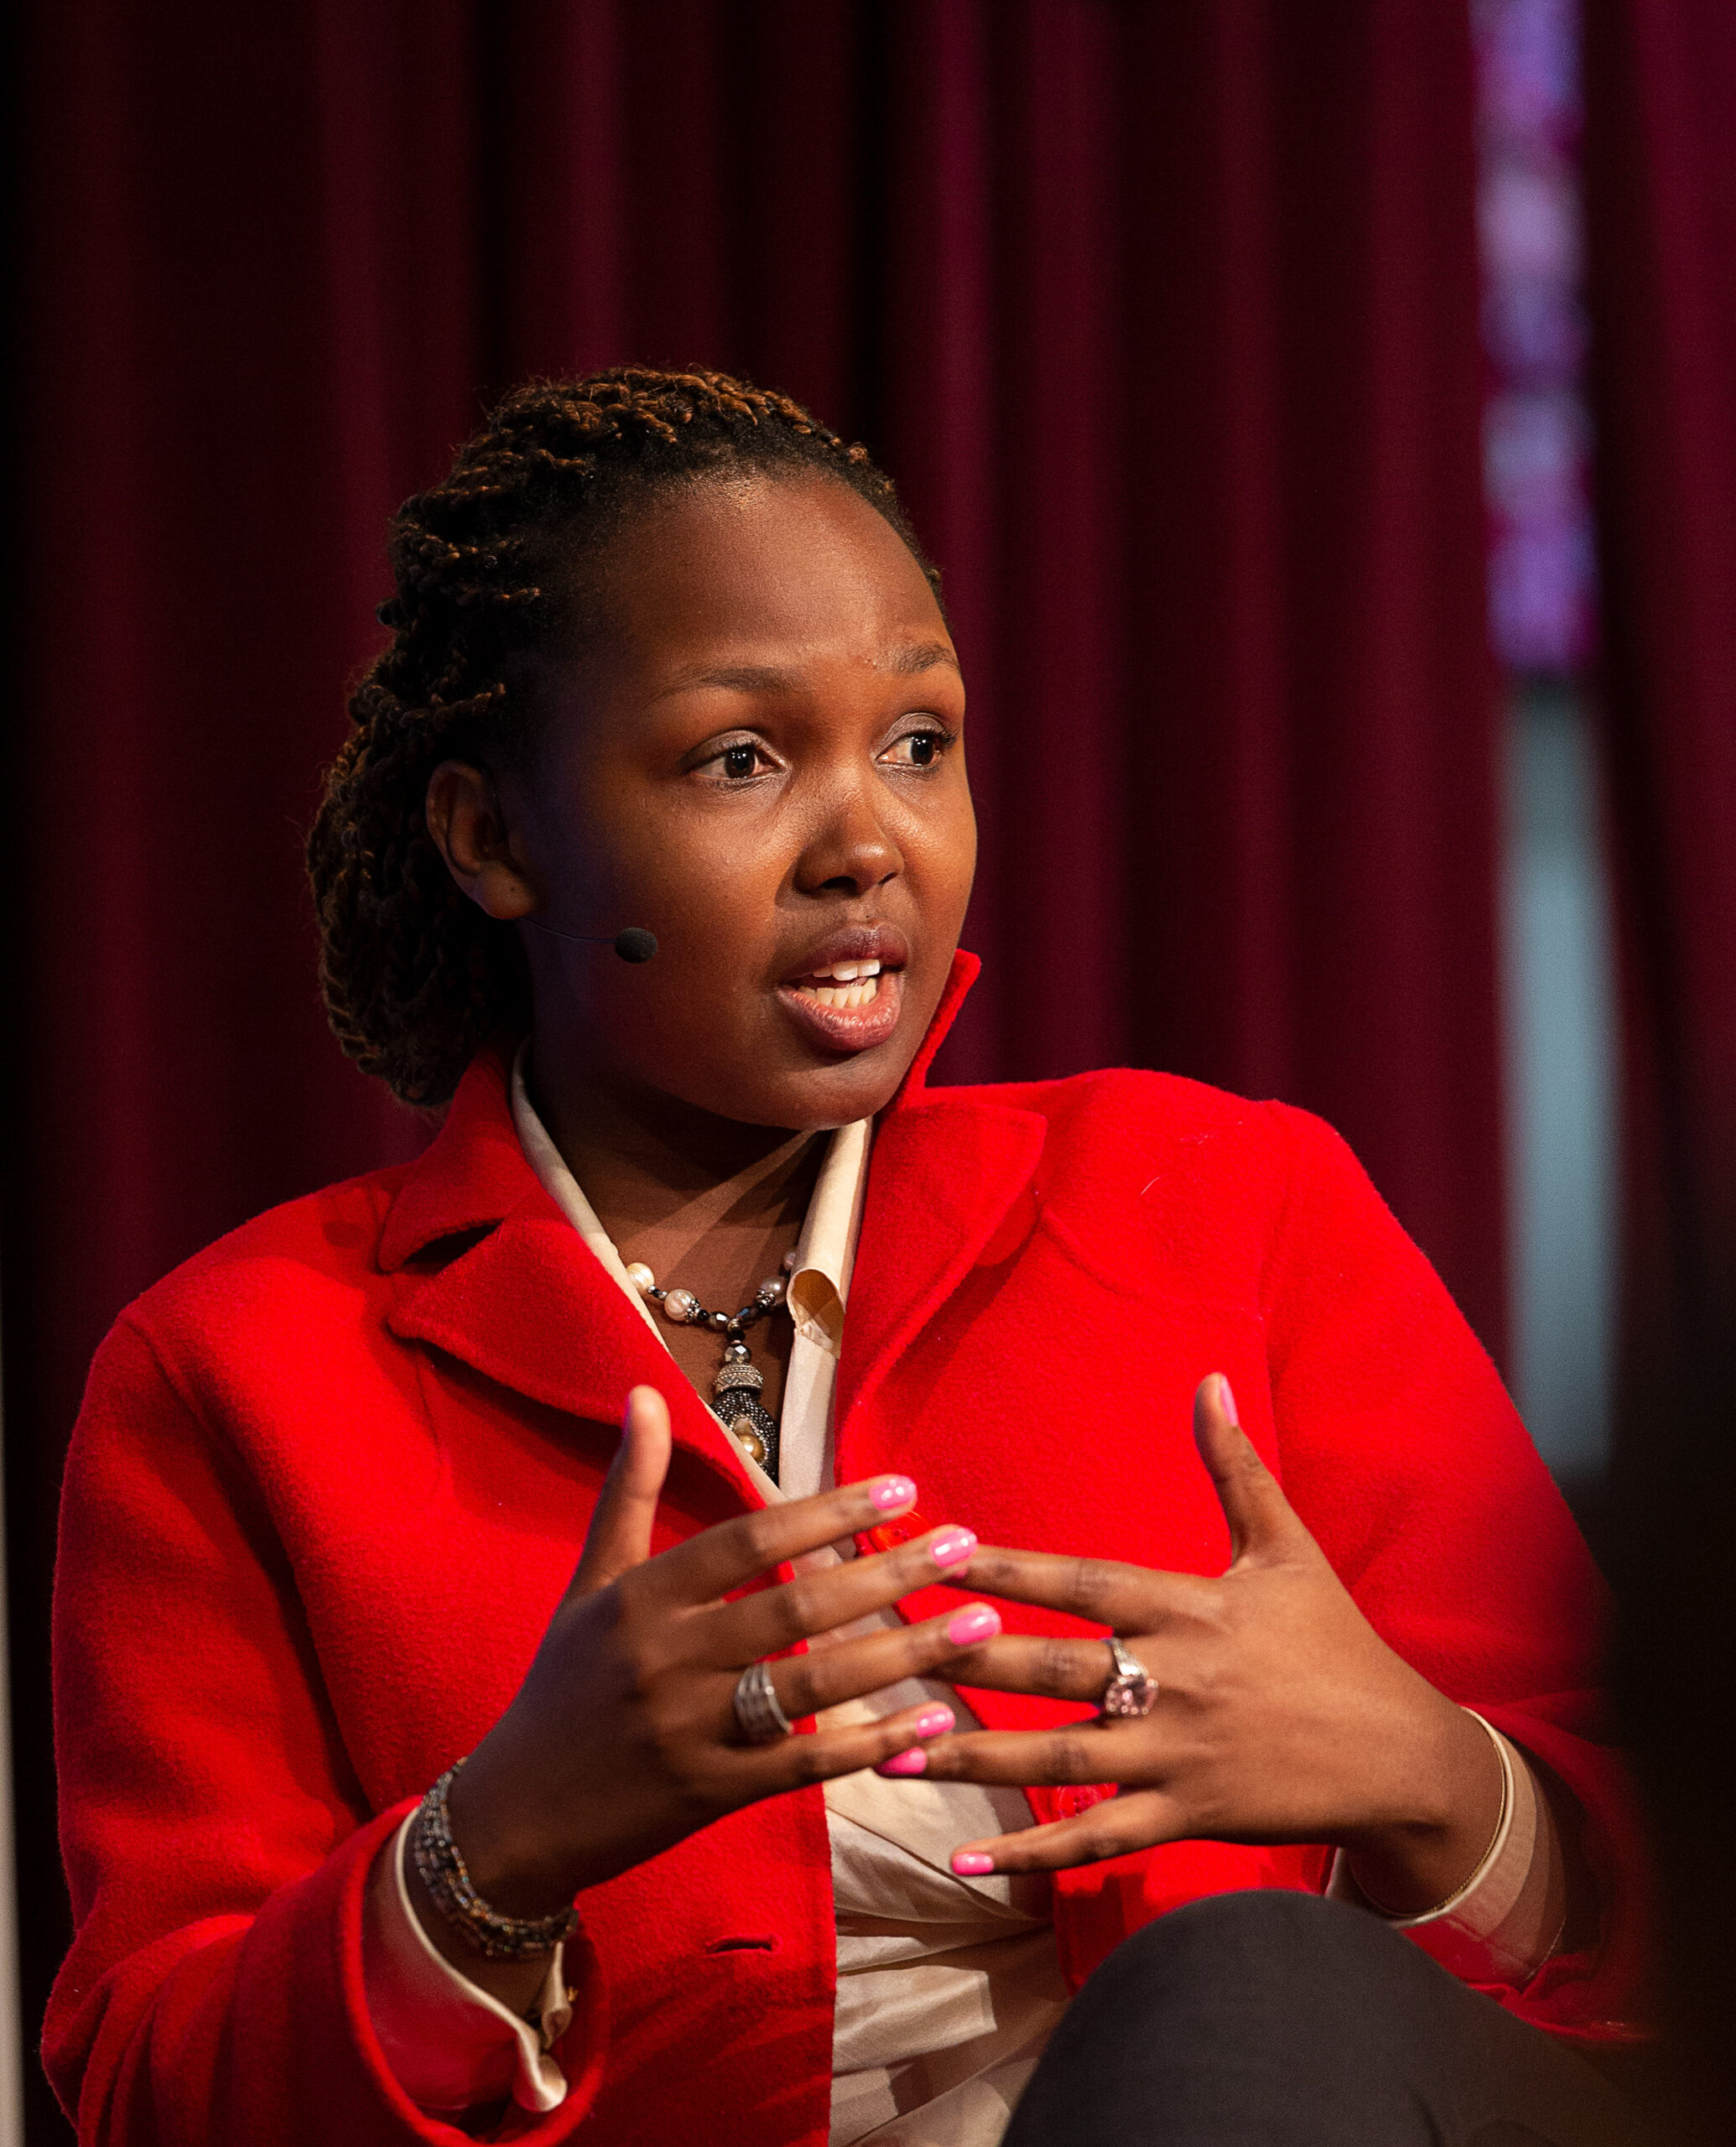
409,1758,580,1962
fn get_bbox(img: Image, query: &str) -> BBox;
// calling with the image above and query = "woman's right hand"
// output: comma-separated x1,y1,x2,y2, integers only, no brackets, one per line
440,1384,997,1923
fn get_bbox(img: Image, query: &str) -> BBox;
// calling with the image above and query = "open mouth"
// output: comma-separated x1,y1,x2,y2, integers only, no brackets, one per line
787,959,886,1009
776,938,907,1054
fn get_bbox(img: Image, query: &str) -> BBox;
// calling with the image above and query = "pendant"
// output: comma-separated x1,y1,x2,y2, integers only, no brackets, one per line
714,1358,779,1481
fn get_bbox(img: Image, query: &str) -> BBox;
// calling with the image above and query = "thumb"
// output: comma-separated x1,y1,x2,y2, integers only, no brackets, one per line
1193,1374,1309,1568
569,1385,673,1598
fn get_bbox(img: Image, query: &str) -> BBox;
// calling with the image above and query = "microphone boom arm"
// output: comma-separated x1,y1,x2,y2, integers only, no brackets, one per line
522,919,658,964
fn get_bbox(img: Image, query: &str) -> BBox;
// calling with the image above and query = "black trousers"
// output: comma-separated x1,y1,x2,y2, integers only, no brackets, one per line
1004,1893,1651,2147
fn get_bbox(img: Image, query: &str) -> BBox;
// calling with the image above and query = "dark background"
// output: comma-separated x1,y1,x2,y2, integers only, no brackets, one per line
8,3,1735,2138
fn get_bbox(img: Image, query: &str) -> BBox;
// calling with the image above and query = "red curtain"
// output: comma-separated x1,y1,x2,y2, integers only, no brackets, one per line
13,5,1496,2129
1583,1,1736,1400
1582,1,1736,2117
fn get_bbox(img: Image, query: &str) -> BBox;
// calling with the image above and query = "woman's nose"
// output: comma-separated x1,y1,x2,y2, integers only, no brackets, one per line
795,779,905,897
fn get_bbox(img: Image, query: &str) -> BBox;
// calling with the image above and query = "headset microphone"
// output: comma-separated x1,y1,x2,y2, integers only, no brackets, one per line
609,927,658,964
524,921,659,964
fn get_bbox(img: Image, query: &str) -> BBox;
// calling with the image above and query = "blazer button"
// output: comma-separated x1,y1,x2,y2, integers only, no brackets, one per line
855,1510,930,1557
1057,1784,1116,1817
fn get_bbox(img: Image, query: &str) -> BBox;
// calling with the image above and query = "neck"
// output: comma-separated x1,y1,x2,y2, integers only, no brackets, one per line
523,1034,829,1256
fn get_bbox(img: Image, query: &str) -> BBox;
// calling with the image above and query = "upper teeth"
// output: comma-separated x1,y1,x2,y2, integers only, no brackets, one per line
794,957,886,1010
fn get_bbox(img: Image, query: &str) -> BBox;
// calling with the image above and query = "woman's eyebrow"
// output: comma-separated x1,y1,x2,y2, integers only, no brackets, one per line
657,663,796,698
654,642,959,700
879,640,958,676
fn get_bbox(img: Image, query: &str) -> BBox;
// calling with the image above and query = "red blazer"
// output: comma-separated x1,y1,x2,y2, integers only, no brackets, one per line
48,955,1643,2147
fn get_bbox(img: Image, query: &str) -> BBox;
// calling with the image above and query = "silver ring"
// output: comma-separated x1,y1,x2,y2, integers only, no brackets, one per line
1099,1636,1158,1719
733,1659,795,1744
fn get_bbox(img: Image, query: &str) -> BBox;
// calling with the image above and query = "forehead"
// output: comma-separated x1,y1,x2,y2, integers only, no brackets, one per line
591,471,949,672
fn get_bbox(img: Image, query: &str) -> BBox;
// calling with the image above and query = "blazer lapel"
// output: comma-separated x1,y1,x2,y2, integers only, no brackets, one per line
377,1049,766,1509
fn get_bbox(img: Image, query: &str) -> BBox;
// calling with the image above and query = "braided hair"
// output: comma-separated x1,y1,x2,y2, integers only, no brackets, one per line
307,366,939,1108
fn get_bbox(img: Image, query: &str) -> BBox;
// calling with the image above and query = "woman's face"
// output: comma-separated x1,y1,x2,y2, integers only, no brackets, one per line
465,471,975,1131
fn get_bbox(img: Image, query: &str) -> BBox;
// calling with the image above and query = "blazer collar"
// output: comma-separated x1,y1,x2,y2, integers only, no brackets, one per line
377,1046,532,1272
893,948,980,1100
846,949,1047,1442
836,1106,1046,1447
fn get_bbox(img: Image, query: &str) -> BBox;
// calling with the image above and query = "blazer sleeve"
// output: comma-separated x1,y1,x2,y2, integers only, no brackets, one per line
44,1313,607,2146
1255,1103,1646,2041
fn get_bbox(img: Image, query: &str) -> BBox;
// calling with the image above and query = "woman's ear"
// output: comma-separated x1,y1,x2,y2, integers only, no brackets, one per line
425,761,539,922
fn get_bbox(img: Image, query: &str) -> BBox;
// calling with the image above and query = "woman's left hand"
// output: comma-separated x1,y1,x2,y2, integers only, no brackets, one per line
906,1375,1505,1913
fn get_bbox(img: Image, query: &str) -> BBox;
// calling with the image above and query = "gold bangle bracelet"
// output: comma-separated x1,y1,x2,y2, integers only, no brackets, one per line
1352,1709,1515,1926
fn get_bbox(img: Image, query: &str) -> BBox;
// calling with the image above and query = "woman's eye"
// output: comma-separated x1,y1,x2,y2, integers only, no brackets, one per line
884,729,950,768
720,742,760,779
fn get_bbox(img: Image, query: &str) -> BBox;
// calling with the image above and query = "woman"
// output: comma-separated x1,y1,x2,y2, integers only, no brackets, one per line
48,369,1645,2145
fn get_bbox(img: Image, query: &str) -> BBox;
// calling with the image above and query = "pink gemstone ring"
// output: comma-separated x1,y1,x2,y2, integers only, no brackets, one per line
1099,1637,1158,1718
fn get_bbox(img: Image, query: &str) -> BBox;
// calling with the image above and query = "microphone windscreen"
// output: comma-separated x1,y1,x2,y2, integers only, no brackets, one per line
613,928,658,964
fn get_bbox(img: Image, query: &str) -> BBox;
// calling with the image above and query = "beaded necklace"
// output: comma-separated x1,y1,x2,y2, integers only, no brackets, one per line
623,1247,797,1479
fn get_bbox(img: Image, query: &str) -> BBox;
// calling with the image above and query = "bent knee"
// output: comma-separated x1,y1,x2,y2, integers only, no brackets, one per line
1087,1889,1452,2029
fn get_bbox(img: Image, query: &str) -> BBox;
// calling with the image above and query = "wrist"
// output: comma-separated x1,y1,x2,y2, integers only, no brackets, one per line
401,1841,557,2019
1340,1702,1505,1916
444,1738,578,1919
422,1759,580,1946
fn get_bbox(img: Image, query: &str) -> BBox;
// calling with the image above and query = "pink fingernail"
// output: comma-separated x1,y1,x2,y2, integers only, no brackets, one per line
878,1748,928,1776
930,1527,978,1569
1218,1376,1240,1427
914,1706,955,1738
947,1604,1000,1646
952,1851,995,1875
871,1475,917,1511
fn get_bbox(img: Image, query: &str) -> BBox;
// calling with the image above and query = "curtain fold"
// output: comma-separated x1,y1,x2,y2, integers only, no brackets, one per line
13,8,1500,2132
1581,1,1736,2116
1583,0,1736,1406
1110,4,1500,1344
